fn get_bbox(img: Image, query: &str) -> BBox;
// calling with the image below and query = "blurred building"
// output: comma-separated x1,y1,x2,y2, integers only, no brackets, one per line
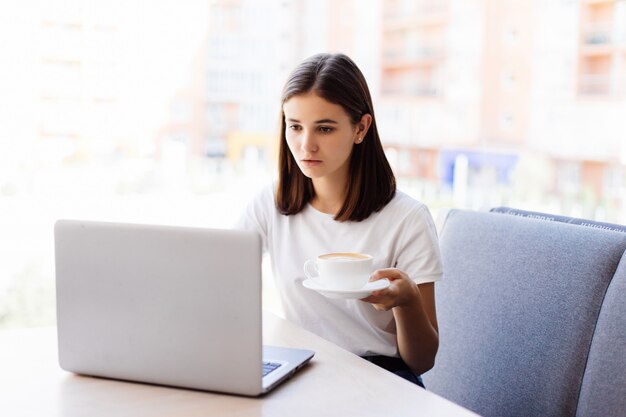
158,0,385,180
0,1,126,174
376,0,626,221
154,0,626,221
531,0,626,219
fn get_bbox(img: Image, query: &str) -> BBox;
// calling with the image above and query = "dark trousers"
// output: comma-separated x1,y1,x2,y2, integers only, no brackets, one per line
361,355,425,388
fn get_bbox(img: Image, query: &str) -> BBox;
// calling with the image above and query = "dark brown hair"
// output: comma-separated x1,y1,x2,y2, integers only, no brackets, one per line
276,53,396,222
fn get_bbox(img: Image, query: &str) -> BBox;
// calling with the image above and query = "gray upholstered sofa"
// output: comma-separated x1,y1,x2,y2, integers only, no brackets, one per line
423,208,626,417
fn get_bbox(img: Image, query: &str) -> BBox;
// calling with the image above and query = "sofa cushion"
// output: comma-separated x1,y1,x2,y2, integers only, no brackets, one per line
424,209,626,417
576,252,626,417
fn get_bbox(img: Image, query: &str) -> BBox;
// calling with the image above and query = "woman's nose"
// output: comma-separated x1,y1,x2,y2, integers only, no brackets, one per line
301,131,318,152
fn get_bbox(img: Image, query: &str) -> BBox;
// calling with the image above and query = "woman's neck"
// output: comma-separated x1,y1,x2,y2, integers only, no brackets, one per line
310,176,348,215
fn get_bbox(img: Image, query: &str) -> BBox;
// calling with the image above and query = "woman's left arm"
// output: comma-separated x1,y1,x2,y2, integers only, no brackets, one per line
361,268,439,375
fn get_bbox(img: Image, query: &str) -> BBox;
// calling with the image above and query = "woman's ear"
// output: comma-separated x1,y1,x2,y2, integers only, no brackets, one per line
355,113,372,144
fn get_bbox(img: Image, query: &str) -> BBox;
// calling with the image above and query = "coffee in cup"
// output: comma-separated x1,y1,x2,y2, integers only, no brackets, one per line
303,252,373,290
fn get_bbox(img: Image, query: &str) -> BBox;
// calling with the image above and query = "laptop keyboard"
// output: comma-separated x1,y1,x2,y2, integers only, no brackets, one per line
262,361,282,377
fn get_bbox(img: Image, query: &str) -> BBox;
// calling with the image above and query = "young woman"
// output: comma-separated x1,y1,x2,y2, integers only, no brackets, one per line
237,53,442,387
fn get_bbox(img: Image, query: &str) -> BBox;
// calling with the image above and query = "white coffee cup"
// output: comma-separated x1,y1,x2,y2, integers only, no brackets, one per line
303,252,373,290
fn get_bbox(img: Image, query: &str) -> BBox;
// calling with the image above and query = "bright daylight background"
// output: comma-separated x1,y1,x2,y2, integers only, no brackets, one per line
1,0,626,329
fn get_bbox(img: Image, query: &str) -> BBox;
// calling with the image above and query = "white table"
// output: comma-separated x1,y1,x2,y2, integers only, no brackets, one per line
0,313,478,417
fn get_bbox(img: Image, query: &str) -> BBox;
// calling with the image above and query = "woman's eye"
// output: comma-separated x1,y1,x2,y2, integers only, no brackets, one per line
319,126,333,133
289,125,301,131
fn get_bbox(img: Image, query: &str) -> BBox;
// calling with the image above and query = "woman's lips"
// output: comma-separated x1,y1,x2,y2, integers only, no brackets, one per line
301,159,322,167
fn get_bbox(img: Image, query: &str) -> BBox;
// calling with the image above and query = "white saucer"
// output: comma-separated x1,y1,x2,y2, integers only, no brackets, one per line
302,278,391,299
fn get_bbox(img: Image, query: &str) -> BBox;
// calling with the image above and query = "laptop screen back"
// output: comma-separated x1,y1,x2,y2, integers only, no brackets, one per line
55,220,264,395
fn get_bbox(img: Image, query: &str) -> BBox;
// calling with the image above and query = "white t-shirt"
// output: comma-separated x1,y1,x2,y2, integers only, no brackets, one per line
236,185,443,357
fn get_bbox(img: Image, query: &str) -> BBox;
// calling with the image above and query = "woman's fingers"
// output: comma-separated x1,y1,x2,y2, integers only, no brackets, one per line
360,280,399,310
361,269,418,309
369,268,407,282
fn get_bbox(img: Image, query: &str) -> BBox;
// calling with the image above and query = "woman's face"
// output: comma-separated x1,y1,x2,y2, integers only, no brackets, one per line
283,92,369,182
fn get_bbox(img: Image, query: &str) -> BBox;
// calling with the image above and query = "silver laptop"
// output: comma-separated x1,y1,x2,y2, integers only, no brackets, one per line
54,219,314,396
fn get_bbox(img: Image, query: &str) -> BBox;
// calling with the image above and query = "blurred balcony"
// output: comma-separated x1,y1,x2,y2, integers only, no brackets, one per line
383,0,448,23
583,23,612,45
579,73,615,95
381,77,441,97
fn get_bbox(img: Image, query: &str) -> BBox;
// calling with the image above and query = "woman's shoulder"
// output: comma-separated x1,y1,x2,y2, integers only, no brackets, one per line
385,189,427,215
